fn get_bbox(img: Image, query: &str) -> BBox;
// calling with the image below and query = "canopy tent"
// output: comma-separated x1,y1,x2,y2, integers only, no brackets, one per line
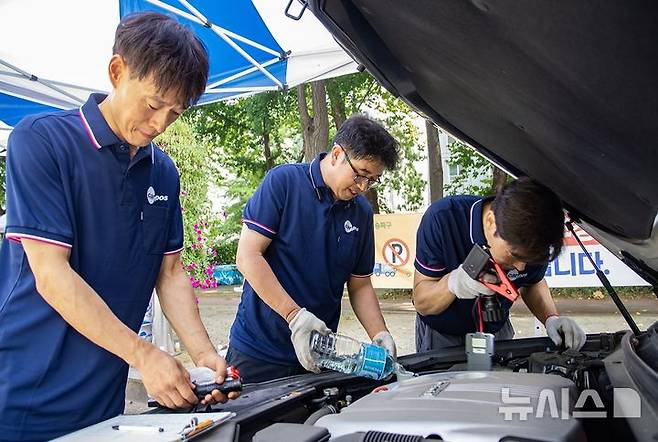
0,93,60,128
0,0,356,129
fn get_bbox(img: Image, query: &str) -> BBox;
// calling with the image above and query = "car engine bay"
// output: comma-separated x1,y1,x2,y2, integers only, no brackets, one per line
172,323,657,441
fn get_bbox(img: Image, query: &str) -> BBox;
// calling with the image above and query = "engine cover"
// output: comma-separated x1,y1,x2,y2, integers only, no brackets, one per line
316,371,586,441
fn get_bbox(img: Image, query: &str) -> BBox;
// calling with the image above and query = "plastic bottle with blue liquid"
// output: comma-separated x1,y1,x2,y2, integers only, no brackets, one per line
310,331,413,380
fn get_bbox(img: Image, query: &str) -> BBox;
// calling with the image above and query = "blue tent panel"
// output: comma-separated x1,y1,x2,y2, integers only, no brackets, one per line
0,93,62,127
119,0,288,100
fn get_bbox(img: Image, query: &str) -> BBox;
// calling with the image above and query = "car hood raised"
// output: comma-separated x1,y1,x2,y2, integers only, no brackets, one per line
309,0,658,285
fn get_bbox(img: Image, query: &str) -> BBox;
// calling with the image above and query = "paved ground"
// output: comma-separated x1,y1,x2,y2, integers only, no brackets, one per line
125,288,657,414
192,290,658,358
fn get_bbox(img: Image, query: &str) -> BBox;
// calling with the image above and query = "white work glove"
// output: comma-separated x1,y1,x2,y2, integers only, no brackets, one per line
289,308,331,373
545,315,586,350
372,331,397,359
447,264,495,299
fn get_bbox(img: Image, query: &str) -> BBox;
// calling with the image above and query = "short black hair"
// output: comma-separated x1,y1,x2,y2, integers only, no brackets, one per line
333,114,399,170
491,177,564,264
113,12,209,108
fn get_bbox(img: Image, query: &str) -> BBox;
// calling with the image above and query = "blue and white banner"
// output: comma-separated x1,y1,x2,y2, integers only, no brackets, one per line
545,244,649,287
372,214,649,289
544,226,650,287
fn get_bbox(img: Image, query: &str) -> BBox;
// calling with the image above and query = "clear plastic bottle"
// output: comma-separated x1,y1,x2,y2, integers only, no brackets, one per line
309,331,413,380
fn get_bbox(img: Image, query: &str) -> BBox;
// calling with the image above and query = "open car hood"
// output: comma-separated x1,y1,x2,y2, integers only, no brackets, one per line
143,4,658,442
307,0,658,288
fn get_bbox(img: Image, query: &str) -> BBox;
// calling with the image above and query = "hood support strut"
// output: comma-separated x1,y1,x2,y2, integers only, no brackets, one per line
566,220,641,336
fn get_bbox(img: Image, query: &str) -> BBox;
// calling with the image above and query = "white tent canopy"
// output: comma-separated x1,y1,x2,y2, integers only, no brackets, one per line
0,0,357,127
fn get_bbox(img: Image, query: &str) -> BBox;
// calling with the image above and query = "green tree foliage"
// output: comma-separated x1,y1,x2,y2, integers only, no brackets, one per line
443,138,512,196
443,139,494,196
155,119,218,288
187,90,300,247
182,71,427,268
325,72,380,130
371,90,426,212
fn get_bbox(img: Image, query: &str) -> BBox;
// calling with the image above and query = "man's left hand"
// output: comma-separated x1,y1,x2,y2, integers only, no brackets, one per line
195,351,241,405
545,316,586,350
372,331,397,359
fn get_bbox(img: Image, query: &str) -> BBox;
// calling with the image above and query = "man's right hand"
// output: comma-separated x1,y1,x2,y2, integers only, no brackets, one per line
447,264,495,299
134,341,198,409
288,308,330,372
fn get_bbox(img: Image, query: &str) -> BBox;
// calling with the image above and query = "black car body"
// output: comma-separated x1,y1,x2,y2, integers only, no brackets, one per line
156,2,658,441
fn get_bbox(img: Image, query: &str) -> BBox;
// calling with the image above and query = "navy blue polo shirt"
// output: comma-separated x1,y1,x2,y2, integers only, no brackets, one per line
414,196,547,335
229,153,375,365
0,94,183,440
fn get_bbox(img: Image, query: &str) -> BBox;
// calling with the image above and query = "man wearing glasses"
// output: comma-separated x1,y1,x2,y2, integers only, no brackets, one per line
226,115,400,382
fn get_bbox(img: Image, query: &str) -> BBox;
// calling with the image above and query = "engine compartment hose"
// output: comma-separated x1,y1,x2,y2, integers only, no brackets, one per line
304,405,337,425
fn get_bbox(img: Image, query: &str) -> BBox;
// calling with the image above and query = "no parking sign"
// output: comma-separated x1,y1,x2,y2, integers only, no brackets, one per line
382,238,410,268
372,214,422,289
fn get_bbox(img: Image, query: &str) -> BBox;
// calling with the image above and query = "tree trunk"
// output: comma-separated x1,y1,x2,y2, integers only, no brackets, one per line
308,80,329,159
262,126,274,171
492,165,508,195
365,188,380,214
329,91,346,131
298,80,330,162
425,119,443,202
297,84,311,161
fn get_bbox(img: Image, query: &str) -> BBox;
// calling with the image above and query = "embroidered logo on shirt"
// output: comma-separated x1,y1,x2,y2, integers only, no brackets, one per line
506,268,527,281
344,220,359,233
146,186,169,204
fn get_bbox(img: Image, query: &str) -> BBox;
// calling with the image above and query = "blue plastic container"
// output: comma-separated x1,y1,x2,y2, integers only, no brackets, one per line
213,264,244,286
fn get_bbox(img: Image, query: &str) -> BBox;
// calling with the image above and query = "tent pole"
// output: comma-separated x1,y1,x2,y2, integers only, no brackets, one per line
171,0,283,88
207,57,281,89
147,0,280,57
0,71,99,94
0,59,84,105
205,86,279,94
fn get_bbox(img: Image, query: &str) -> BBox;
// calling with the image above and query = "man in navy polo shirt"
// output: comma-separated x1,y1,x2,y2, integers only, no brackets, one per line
413,178,586,351
227,115,400,383
0,13,237,441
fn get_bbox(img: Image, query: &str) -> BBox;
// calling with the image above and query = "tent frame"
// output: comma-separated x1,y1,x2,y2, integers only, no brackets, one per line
0,0,356,127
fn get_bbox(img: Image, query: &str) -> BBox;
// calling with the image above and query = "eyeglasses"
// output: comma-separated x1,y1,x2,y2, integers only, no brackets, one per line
338,144,381,189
